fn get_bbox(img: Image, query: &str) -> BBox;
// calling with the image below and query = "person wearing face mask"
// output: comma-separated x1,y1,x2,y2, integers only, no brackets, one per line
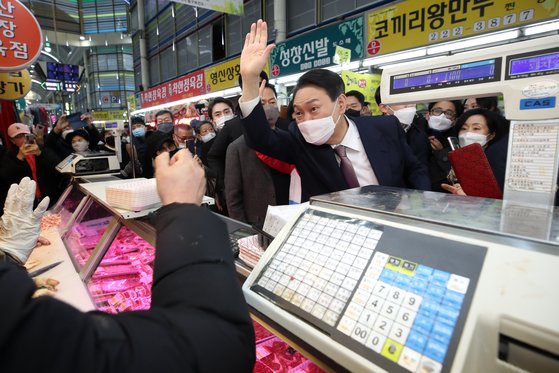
206,97,242,215
441,108,509,194
173,124,196,153
143,110,177,178
237,20,430,201
225,84,292,226
424,100,463,192
0,123,63,215
66,130,93,155
375,86,430,169
345,90,366,118
44,113,101,161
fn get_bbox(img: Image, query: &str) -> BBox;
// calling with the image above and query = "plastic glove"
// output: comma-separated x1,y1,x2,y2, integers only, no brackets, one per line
0,177,50,263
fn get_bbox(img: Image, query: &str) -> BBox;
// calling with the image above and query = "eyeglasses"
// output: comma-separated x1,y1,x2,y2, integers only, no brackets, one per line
430,108,456,119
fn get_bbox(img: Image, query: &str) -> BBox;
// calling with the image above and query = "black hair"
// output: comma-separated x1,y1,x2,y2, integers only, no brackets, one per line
155,110,174,122
374,86,382,106
346,90,365,106
292,69,344,102
207,97,234,120
238,70,269,89
464,96,501,114
195,120,215,134
263,83,277,98
452,108,509,146
130,116,145,125
428,100,464,118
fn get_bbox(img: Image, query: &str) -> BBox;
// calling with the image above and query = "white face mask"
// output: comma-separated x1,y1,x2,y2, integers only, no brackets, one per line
201,132,216,143
390,106,416,126
62,129,73,139
428,114,454,131
177,142,186,149
459,132,489,148
72,140,89,153
298,100,341,145
215,114,235,130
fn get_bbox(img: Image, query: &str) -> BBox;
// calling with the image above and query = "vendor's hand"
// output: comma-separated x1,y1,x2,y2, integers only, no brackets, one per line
441,183,467,196
239,19,275,102
0,177,50,263
54,115,71,134
429,136,443,151
155,149,206,206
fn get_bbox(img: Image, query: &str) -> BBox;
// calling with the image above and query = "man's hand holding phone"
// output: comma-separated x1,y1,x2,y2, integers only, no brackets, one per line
53,115,71,135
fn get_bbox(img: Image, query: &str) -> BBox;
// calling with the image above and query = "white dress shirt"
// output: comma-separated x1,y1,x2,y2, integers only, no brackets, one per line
335,117,379,186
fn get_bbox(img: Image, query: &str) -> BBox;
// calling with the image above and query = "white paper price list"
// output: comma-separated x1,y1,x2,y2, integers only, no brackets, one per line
507,122,559,193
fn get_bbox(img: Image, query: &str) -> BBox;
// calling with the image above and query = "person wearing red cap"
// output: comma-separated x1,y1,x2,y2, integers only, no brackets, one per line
0,123,63,215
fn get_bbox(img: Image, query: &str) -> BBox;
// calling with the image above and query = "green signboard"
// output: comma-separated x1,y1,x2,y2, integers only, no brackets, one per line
270,16,364,78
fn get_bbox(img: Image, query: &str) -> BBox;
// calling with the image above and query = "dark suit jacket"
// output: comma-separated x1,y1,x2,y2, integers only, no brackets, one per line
242,103,430,202
407,116,431,169
0,204,255,373
225,136,289,226
485,135,508,191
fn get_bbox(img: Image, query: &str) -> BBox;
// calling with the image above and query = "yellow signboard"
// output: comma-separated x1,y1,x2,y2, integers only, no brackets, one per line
204,57,271,93
204,57,241,93
0,70,31,100
92,110,127,121
341,70,382,115
366,0,557,57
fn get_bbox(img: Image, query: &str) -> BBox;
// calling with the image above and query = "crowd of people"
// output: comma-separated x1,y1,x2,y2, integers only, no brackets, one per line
0,22,510,227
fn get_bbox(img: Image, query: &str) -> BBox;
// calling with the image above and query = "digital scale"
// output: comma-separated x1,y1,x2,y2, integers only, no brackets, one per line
56,151,121,176
243,35,559,372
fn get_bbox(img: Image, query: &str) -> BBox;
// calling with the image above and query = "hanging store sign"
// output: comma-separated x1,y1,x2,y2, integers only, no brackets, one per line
173,0,243,16
92,110,127,122
366,0,557,57
269,16,364,78
204,57,240,93
0,0,42,72
341,70,382,115
140,70,205,109
0,68,30,99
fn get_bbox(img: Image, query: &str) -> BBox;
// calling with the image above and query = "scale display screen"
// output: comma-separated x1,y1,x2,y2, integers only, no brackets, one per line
505,47,559,80
105,122,118,128
390,58,501,94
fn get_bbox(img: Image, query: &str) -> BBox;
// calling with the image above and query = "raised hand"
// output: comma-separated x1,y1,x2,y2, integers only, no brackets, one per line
155,149,206,206
239,19,275,102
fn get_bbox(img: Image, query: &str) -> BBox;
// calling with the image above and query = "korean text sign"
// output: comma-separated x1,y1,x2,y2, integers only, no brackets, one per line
204,57,241,92
270,16,364,78
366,0,557,57
0,0,42,71
140,70,205,109
0,68,30,99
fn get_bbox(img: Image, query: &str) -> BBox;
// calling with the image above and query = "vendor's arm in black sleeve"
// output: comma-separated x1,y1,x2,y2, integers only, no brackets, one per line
0,204,255,373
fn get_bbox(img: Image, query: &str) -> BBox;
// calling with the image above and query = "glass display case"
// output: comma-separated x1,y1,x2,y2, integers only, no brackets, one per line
53,180,333,371
62,198,115,271
86,225,155,313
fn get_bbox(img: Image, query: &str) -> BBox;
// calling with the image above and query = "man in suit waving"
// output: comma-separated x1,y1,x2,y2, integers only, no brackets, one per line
238,20,430,202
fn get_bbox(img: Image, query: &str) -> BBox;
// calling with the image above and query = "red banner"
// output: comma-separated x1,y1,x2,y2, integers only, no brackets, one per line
0,0,43,72
140,70,205,109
